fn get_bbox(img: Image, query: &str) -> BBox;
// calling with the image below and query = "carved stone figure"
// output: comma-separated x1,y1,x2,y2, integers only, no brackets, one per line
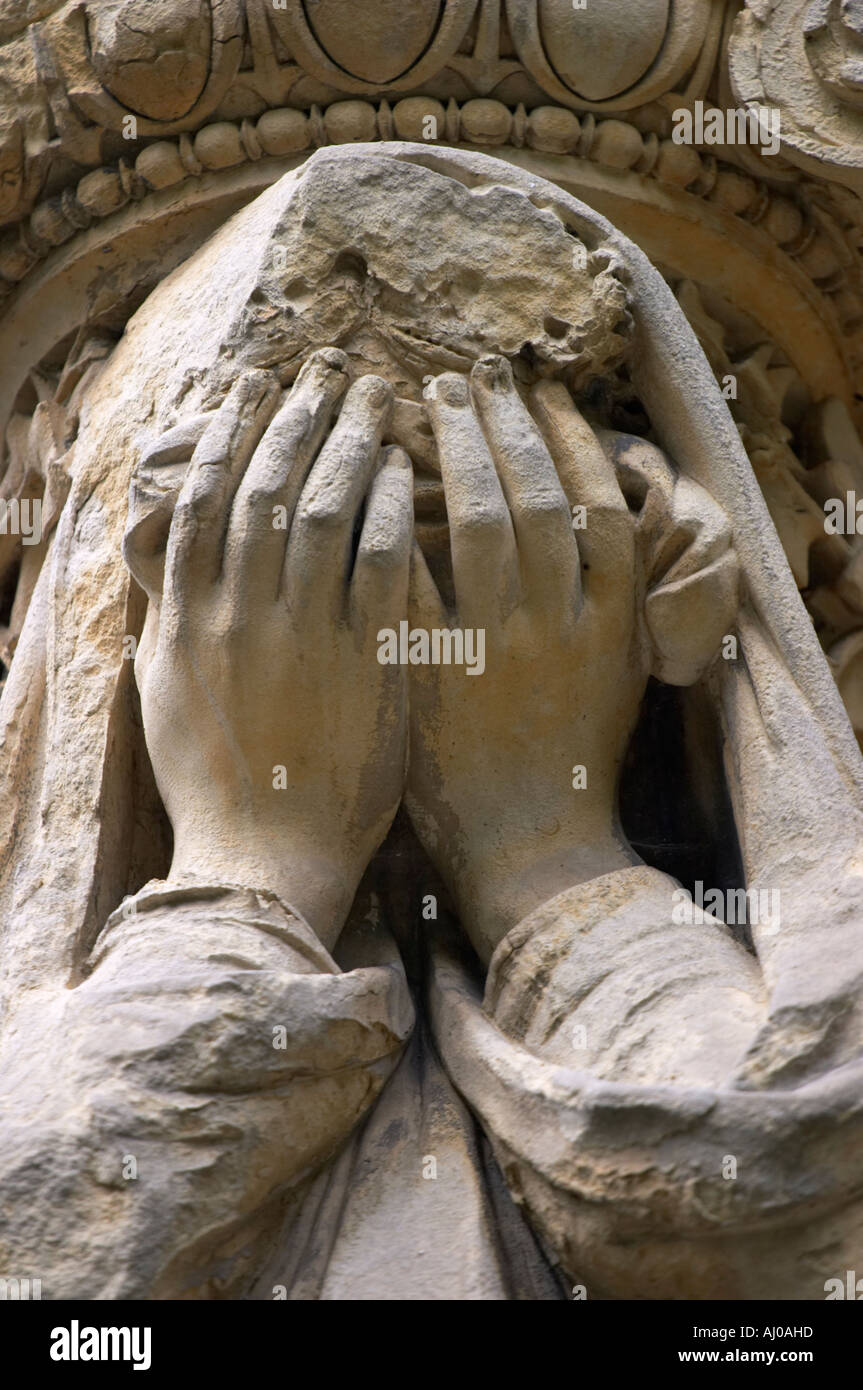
0,141,861,1302
2,3,863,1305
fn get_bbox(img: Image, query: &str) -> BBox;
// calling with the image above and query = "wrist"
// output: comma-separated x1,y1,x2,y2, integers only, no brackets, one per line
169,832,361,951
451,836,638,964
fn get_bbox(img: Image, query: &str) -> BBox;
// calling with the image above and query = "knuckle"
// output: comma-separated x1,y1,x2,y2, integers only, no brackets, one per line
171,499,202,535
594,502,634,534
523,489,570,522
456,501,509,535
183,471,224,514
265,409,310,453
358,536,402,569
212,609,243,645
240,482,282,513
192,432,232,470
296,497,346,530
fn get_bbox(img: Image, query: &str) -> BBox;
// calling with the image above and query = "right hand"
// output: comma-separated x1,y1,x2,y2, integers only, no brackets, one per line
125,351,413,948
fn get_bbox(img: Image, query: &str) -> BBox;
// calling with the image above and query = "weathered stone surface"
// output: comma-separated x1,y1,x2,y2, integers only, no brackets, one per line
0,9,863,1307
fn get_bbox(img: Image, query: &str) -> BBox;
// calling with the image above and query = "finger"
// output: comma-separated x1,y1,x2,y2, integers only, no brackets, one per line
406,540,449,721
163,371,279,627
285,375,393,619
530,381,634,606
350,446,413,631
123,413,216,601
223,349,349,608
425,372,517,628
471,355,578,617
137,414,214,471
408,538,448,633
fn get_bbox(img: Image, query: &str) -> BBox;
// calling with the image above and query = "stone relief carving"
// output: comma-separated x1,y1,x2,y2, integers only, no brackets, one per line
671,277,863,744
729,0,863,189
0,0,723,233
503,0,718,108
1,144,863,1302
5,79,863,738
1,2,863,1310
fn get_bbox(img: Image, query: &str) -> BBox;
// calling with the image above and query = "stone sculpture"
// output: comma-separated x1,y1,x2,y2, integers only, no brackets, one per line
1,2,863,1304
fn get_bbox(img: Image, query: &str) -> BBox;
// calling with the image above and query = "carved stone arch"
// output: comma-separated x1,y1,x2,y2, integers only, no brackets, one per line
55,0,246,137
504,0,720,110
270,0,481,94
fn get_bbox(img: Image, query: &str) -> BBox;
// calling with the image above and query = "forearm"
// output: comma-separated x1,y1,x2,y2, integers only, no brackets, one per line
1,878,413,1299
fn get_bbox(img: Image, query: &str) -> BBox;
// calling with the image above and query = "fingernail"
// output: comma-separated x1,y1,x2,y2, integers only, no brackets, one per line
432,374,470,407
305,347,349,376
240,368,276,393
355,375,393,410
472,355,512,392
234,370,278,415
296,348,350,392
380,444,412,470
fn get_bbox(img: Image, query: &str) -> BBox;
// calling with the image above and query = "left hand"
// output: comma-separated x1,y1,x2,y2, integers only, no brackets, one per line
405,356,648,962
